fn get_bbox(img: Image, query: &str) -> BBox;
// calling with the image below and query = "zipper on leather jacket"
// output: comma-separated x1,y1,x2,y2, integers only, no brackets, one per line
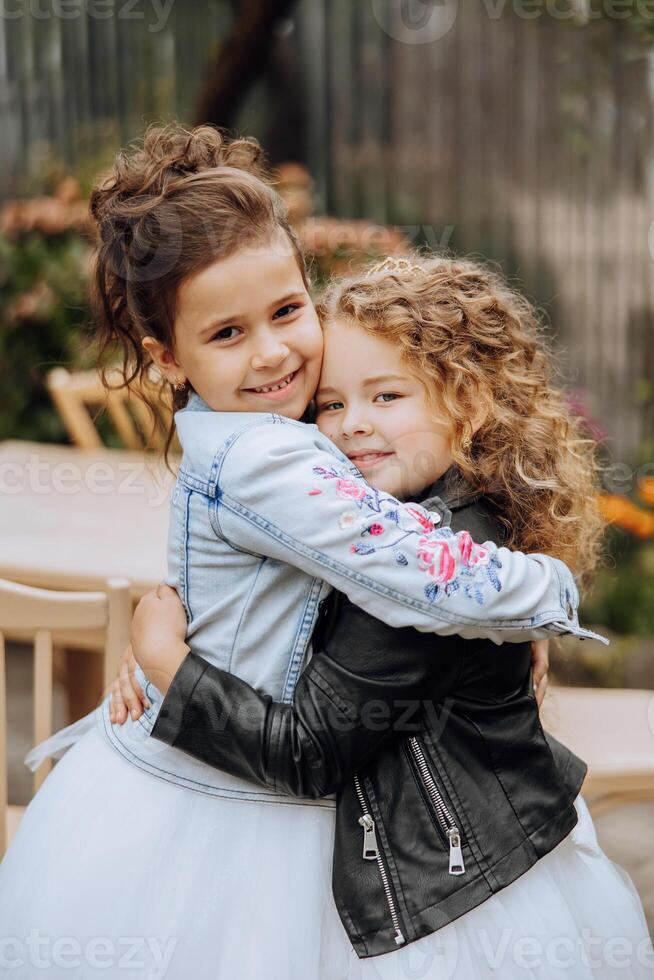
407,737,466,876
353,773,406,946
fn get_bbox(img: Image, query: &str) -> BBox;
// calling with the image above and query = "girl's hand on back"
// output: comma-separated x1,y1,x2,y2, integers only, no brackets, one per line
109,584,190,724
531,639,549,708
132,583,190,693
109,645,148,724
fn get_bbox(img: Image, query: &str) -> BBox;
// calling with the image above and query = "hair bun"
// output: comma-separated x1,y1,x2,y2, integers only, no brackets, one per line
90,123,269,225
140,123,269,183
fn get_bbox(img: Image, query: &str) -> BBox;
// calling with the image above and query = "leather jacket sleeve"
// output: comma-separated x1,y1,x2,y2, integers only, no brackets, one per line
151,597,463,798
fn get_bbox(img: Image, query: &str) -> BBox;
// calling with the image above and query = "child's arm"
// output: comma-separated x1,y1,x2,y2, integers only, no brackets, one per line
150,652,439,798
150,598,463,798
110,593,548,726
216,420,601,644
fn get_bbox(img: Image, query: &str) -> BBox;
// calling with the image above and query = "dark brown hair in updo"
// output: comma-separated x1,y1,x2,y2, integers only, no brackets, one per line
89,122,308,463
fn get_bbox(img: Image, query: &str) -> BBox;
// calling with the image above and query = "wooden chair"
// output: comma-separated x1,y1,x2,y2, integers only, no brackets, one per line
544,686,654,816
0,577,131,856
46,366,173,451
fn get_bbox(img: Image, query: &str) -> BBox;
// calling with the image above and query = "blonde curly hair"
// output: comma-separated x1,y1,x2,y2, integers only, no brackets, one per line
317,254,604,588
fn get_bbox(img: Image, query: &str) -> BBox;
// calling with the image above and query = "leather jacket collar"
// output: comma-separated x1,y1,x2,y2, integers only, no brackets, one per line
419,465,483,519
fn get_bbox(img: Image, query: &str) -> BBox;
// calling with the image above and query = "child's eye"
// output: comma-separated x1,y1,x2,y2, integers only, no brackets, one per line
317,401,344,413
211,326,242,342
273,303,301,320
374,392,400,403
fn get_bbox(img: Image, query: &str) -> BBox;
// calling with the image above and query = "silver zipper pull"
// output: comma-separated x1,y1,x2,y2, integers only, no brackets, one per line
393,927,406,946
358,814,379,860
447,828,465,875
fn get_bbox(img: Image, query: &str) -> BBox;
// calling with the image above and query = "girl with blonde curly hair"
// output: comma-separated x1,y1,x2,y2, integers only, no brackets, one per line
316,254,604,586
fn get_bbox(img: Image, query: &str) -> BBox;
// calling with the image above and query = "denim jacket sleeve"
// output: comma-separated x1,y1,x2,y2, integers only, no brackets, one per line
212,419,601,643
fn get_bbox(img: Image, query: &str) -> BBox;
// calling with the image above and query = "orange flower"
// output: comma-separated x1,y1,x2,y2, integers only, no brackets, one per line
637,477,654,508
598,494,654,539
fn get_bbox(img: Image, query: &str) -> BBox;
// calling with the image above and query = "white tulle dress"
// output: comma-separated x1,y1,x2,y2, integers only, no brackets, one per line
0,696,652,980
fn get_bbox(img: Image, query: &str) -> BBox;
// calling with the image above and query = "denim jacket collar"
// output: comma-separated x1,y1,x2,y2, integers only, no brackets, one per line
183,389,212,413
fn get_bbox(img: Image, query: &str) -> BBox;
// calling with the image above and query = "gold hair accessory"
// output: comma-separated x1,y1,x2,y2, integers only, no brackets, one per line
365,255,427,279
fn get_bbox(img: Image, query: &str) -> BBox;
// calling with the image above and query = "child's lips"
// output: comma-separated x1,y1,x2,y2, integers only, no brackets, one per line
348,451,394,470
243,368,301,401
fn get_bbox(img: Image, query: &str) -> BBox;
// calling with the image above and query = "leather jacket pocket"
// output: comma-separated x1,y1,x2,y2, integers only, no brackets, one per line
404,737,466,876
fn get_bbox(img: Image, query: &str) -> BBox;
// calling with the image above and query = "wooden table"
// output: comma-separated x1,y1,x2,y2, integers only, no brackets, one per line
0,440,175,716
544,686,654,812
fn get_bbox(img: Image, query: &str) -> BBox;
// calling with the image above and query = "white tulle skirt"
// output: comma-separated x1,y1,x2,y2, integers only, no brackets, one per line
0,715,652,979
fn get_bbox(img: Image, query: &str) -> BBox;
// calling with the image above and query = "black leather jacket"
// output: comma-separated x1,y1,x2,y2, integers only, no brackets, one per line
152,472,587,959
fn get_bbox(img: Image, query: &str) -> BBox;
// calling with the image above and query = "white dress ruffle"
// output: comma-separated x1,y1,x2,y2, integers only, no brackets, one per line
0,713,652,979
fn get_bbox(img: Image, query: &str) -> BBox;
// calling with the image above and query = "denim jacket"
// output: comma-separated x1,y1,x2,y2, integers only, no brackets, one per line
102,391,601,806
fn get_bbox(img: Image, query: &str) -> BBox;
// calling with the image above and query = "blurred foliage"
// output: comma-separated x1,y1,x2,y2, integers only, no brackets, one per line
582,531,654,636
0,179,96,443
555,487,654,685
551,628,654,688
556,469,654,685
572,394,654,637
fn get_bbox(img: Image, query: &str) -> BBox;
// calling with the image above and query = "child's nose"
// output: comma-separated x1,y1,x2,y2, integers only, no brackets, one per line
251,337,290,371
341,410,374,438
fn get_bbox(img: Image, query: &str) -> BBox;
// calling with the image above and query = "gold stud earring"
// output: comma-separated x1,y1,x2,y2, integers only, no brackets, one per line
173,377,187,392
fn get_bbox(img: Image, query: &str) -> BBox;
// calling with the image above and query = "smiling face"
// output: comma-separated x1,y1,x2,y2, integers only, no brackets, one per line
143,233,323,420
315,317,454,499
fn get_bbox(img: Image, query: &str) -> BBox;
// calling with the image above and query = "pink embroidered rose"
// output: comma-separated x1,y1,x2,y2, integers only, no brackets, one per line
457,530,490,567
417,538,457,584
406,506,435,533
368,523,384,536
336,479,367,501
458,530,473,564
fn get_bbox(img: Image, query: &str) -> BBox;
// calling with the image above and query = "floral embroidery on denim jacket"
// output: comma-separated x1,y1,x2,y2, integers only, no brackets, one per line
310,465,503,605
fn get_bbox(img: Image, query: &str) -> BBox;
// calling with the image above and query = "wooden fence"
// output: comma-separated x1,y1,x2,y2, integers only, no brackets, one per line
2,0,653,460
